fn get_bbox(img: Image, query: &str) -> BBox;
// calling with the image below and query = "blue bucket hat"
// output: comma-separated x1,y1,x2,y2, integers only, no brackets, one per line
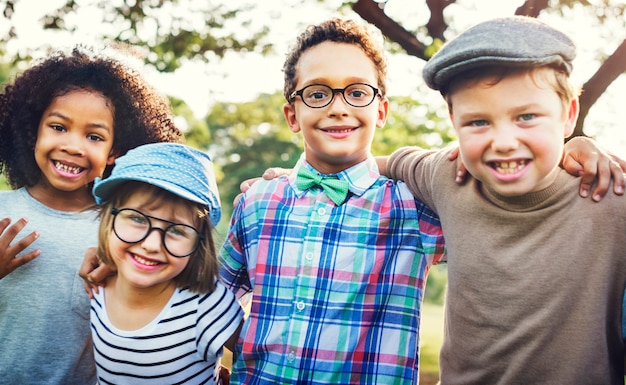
423,16,576,92
92,143,222,226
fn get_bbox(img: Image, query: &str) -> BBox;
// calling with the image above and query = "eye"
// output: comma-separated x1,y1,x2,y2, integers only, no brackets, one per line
126,213,148,225
304,86,330,101
518,113,536,122
346,86,370,100
87,133,106,142
470,120,489,127
166,224,195,240
50,124,66,132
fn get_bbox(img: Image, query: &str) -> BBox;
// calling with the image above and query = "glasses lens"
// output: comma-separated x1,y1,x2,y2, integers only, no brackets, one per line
113,209,200,257
301,85,333,108
113,209,150,243
162,224,199,257
344,83,376,107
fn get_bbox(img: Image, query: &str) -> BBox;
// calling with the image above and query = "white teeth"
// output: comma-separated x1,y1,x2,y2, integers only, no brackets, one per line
493,160,527,174
133,255,159,266
54,161,82,174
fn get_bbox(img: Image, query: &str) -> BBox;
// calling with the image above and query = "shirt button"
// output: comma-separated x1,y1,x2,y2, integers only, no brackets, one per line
305,252,314,261
296,301,306,311
287,350,296,362
317,207,326,216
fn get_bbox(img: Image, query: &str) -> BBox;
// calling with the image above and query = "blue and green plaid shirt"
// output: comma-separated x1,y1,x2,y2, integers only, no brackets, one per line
219,155,445,384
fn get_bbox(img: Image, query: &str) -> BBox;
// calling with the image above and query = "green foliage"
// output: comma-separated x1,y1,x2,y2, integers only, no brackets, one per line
0,0,272,72
424,263,447,305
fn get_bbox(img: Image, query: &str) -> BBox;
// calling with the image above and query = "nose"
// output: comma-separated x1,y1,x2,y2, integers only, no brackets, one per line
60,133,86,156
140,227,165,253
327,90,350,115
490,125,519,153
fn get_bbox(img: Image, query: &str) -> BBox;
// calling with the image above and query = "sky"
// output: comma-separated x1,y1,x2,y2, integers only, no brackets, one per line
4,0,626,154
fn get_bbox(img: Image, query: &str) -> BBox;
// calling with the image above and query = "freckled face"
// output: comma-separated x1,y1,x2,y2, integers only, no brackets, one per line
450,69,577,196
34,89,115,194
283,42,388,174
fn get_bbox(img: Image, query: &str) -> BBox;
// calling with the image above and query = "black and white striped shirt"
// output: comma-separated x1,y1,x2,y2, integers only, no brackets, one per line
91,282,243,384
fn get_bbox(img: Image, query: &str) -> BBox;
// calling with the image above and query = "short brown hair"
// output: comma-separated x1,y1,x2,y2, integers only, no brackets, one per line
97,181,218,294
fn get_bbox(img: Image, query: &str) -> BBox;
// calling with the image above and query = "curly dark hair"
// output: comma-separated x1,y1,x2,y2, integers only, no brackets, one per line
0,45,183,189
282,18,388,102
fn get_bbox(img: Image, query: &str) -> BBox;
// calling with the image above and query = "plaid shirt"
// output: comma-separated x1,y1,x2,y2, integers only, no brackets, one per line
219,155,445,385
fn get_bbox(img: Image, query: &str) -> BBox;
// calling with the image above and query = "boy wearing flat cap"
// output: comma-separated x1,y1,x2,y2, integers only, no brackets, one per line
387,16,626,384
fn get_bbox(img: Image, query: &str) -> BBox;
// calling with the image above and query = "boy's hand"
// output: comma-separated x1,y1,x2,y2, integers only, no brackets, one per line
234,167,293,205
0,217,40,280
78,246,116,298
562,137,626,201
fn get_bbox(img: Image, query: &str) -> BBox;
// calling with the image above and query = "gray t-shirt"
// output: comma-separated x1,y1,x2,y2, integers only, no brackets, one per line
0,188,98,384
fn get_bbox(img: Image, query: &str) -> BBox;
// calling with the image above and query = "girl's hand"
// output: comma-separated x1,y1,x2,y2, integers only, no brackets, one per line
0,217,40,280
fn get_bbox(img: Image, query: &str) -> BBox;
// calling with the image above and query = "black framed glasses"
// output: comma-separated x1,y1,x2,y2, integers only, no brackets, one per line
111,208,203,258
289,83,380,108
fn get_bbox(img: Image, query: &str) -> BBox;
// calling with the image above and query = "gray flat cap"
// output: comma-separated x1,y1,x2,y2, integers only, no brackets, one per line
423,16,576,91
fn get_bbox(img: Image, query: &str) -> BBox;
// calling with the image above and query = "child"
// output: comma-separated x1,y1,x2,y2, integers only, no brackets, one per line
90,142,244,384
0,45,182,384
218,18,445,384
386,16,626,384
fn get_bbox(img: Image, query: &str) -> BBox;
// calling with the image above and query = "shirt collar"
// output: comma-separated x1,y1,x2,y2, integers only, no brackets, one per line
289,153,380,198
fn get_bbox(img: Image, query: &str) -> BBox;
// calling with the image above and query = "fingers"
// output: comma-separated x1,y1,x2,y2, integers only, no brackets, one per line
447,147,460,161
590,157,625,201
0,217,40,279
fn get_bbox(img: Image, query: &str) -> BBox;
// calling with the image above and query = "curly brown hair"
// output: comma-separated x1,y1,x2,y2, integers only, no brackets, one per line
0,45,183,189
282,18,387,102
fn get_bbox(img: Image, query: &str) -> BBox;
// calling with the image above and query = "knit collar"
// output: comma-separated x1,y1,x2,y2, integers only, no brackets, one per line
480,170,571,211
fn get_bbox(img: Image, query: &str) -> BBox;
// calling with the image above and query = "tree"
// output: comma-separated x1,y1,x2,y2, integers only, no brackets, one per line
352,0,626,138
0,0,272,71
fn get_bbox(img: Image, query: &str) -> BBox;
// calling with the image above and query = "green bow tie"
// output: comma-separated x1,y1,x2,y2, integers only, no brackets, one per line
296,166,350,206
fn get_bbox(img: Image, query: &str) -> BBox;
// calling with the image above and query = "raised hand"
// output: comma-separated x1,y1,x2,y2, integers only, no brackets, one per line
0,217,40,279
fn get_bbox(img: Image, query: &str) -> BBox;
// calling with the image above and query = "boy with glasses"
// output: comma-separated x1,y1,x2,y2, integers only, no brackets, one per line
218,18,445,384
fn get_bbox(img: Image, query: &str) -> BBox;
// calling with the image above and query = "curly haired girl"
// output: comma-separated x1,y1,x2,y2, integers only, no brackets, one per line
0,44,182,384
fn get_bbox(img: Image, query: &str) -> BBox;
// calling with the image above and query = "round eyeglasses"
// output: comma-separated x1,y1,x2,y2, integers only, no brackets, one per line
289,83,380,108
111,208,203,258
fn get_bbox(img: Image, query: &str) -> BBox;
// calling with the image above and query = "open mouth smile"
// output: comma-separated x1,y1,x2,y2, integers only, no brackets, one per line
54,161,85,175
490,160,528,174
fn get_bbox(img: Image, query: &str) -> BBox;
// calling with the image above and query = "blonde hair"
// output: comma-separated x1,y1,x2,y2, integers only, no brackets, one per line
445,65,578,116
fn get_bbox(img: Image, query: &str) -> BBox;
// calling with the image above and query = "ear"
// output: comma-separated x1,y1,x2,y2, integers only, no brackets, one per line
106,150,117,166
563,97,579,138
283,103,301,133
376,97,389,129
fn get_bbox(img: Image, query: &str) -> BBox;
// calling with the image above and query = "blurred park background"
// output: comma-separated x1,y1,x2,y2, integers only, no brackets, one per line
1,1,625,383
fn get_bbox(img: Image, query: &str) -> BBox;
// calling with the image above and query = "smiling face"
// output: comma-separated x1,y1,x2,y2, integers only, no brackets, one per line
33,89,115,201
283,42,388,174
449,67,578,196
107,187,197,291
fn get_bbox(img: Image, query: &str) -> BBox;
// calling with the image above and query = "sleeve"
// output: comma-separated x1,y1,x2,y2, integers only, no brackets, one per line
218,199,253,298
196,282,245,361
388,146,457,213
415,199,446,266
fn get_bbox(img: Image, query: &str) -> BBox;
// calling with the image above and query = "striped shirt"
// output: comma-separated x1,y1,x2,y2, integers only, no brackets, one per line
90,282,243,385
219,155,445,385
